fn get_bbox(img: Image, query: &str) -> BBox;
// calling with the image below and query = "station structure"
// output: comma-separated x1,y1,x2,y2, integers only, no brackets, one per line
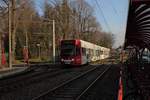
122,0,150,99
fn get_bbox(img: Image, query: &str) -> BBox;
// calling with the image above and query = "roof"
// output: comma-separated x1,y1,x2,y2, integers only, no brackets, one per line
125,0,150,50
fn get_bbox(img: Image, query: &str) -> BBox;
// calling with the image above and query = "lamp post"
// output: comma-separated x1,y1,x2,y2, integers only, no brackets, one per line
8,1,12,68
43,19,55,64
52,20,55,64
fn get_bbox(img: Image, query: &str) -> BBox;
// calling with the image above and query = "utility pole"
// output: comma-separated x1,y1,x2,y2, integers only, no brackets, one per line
40,18,56,63
8,0,16,68
8,0,12,68
53,20,55,64
12,0,16,64
25,31,28,48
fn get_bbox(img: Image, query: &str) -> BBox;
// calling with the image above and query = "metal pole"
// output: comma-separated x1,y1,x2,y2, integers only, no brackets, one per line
25,31,29,64
25,31,28,49
8,1,12,68
12,0,16,64
39,45,41,60
53,20,55,64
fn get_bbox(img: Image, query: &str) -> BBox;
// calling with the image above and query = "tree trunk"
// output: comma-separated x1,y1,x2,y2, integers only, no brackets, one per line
12,0,16,63
0,33,1,66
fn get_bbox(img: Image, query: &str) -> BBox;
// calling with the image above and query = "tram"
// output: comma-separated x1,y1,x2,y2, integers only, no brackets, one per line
60,39,110,65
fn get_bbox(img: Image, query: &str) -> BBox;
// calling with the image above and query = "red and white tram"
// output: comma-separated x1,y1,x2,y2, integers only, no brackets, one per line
60,39,110,65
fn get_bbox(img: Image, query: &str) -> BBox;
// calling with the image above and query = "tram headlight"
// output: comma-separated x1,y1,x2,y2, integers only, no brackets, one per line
71,58,74,61
61,58,64,61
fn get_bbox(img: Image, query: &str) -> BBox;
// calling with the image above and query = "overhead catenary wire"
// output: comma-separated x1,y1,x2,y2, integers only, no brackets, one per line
0,0,33,17
109,0,119,16
94,0,112,33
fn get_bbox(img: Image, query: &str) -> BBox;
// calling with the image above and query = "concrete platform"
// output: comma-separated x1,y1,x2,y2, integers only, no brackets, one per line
0,67,28,79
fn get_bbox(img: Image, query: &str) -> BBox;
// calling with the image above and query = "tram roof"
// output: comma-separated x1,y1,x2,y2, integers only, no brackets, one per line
61,39,110,50
80,40,110,50
125,0,150,50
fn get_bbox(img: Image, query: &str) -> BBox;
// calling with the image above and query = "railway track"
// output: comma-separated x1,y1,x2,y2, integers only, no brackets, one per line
77,64,120,100
0,64,98,100
32,65,111,100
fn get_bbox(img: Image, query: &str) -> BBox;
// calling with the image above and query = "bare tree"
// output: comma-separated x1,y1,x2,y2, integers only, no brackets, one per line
43,0,114,48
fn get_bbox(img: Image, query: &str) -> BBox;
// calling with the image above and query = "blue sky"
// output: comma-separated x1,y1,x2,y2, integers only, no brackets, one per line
86,0,129,47
35,0,129,48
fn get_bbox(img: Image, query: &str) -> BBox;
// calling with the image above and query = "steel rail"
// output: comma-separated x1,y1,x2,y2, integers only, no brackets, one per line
32,65,100,100
76,65,111,100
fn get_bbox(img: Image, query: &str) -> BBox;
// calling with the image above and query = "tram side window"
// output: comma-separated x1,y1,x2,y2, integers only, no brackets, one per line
96,50,99,56
87,49,90,58
94,50,96,56
86,49,90,55
82,48,86,56
98,50,100,56
100,50,103,54
89,49,92,57
91,49,94,56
